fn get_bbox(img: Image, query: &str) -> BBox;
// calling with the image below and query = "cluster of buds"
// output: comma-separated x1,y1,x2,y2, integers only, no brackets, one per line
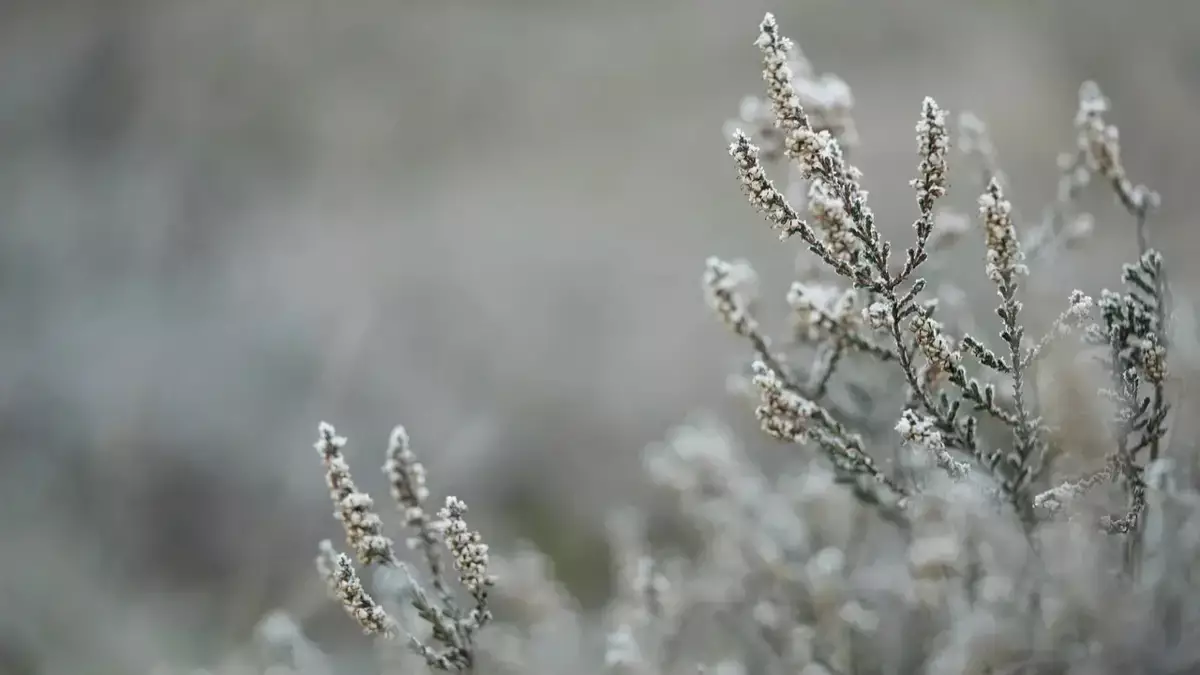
896,410,969,480
313,423,496,670
912,97,949,214
787,282,858,343
384,425,431,528
807,179,859,263
1075,81,1160,215
316,422,397,566
316,540,396,637
978,180,1027,285
703,257,761,339
438,497,496,597
910,311,961,374
751,361,826,444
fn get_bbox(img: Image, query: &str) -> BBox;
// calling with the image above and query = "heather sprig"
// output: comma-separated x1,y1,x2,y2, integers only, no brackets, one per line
316,540,396,637
316,421,398,566
718,13,1172,537
234,13,1192,675
312,422,496,670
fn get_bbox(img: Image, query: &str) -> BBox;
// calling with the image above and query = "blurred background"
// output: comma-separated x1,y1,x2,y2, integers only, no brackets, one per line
2,0,1199,672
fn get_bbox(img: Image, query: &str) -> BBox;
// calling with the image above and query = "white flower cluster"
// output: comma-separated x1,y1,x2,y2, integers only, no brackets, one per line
1063,290,1094,332
751,360,824,443
912,96,949,213
787,281,858,342
703,256,760,339
806,179,858,262
317,422,397,566
316,540,395,637
863,300,892,331
978,179,1027,284
438,496,495,595
910,312,961,373
896,410,970,479
384,424,430,528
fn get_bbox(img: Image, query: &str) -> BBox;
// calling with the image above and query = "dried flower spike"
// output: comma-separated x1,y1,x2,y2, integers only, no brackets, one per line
316,422,397,566
317,540,396,637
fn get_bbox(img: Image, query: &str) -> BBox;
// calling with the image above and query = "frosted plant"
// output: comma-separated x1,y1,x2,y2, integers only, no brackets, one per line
714,13,1173,539
226,11,1200,675
693,12,1190,672
312,422,495,670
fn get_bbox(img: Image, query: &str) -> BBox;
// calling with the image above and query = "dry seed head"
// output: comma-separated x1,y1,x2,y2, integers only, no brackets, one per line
978,179,1026,284
910,313,961,372
704,256,761,338
438,496,496,595
383,424,431,528
913,97,950,213
316,422,397,566
316,540,396,637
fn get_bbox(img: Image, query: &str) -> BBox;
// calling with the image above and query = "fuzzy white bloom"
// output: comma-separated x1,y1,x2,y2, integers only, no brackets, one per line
1074,81,1162,213
729,131,836,250
316,540,395,637
703,256,761,338
316,422,396,566
897,410,970,479
756,14,869,209
787,282,857,341
383,425,430,528
807,179,858,262
863,300,892,331
437,496,495,595
895,409,943,448
1137,336,1168,383
913,96,949,213
756,14,809,135
910,313,961,372
978,179,1027,284
1075,81,1121,181
751,361,824,442
1064,290,1094,330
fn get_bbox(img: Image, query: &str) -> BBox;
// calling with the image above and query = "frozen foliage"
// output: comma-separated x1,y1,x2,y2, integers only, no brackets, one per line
205,11,1200,675
315,422,495,670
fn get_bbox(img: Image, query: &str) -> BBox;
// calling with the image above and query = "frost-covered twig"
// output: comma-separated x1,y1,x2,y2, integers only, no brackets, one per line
312,422,495,670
